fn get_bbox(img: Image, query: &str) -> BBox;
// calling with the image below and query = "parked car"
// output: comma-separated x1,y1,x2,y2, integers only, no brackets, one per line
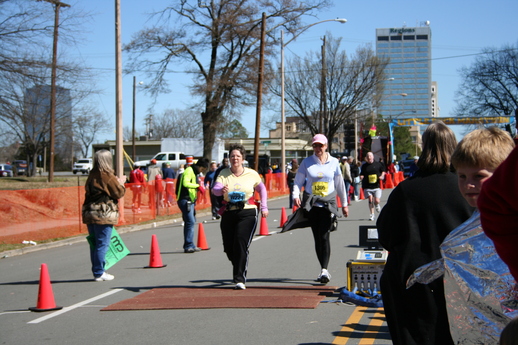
0,164,13,177
12,160,27,176
73,158,93,174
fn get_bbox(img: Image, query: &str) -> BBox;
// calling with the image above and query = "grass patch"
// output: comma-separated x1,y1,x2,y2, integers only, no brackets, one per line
0,176,88,190
0,237,71,254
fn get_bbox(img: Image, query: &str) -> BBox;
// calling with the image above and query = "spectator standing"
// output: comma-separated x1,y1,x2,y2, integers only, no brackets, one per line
340,156,352,203
204,161,220,220
347,156,360,201
212,144,268,290
433,127,515,343
290,134,349,284
286,159,299,209
146,159,162,209
161,162,176,207
376,121,474,345
147,159,161,181
82,149,126,281
360,152,385,221
176,157,210,253
129,164,145,213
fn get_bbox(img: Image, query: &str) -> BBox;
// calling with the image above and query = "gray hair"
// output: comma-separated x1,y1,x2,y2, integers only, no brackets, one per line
93,149,114,174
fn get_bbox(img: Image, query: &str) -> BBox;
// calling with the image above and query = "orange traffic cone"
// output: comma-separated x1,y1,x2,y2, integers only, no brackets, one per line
144,234,167,268
197,223,210,250
258,216,270,236
292,204,299,213
29,263,63,312
360,188,365,200
336,195,343,208
380,179,384,190
393,172,400,186
279,207,288,228
385,174,394,188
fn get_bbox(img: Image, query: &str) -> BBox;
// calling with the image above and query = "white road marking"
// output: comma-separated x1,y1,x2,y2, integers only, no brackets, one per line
28,288,123,324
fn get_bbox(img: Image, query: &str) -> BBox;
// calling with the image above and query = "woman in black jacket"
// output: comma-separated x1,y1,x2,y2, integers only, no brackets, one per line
377,122,474,345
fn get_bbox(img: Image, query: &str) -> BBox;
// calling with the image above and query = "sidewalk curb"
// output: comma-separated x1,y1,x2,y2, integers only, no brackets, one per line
0,213,204,259
1,195,288,259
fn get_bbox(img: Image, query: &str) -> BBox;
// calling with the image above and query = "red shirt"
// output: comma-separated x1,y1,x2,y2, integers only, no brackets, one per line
129,168,145,184
478,144,518,282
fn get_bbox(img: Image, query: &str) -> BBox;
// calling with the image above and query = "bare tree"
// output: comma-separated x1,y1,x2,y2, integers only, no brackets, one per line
73,106,111,158
124,0,331,158
0,0,101,173
0,0,87,79
152,108,203,139
454,42,518,119
277,33,388,150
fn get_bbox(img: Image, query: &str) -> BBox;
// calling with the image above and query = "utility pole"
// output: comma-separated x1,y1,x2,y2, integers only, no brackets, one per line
320,36,326,134
115,0,123,177
39,0,70,182
253,12,266,172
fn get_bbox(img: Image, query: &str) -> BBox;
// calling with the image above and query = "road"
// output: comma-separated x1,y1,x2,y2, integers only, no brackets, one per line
0,192,393,345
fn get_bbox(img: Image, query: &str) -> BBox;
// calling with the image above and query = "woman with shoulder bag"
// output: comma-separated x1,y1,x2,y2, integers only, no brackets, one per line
82,150,126,281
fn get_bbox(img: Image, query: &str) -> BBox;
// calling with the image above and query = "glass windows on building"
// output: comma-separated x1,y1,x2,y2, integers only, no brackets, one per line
376,26,432,117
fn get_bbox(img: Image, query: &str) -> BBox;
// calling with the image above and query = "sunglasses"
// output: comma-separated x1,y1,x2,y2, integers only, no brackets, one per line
312,143,324,148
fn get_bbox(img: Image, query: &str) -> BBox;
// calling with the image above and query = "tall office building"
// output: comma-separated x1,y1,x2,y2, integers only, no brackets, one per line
24,85,74,165
376,24,433,118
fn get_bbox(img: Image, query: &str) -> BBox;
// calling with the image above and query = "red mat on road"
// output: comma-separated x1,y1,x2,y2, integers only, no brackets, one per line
102,285,338,310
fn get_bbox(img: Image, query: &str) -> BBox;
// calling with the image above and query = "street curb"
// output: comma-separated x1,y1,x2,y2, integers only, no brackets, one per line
0,212,206,259
1,195,286,259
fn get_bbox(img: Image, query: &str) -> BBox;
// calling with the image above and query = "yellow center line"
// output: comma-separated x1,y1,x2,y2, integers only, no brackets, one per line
331,306,366,345
359,308,385,345
331,307,386,345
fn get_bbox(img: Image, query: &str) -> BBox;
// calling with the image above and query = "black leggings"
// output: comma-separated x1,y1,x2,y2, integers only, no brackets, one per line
220,208,258,283
308,207,333,269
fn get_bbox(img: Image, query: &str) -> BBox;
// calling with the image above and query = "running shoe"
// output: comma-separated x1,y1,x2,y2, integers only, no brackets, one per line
318,269,331,284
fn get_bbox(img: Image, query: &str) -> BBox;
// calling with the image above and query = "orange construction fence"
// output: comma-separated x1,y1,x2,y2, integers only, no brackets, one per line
0,173,289,245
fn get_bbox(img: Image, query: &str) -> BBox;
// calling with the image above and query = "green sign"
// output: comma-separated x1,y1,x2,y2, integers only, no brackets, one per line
86,227,130,270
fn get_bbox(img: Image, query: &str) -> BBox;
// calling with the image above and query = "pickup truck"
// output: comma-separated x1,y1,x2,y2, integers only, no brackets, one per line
73,158,93,174
134,152,187,170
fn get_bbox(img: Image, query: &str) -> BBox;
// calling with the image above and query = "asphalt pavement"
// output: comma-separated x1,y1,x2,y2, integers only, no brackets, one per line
0,191,393,345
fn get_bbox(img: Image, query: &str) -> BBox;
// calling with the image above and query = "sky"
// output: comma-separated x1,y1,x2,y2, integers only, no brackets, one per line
62,0,518,143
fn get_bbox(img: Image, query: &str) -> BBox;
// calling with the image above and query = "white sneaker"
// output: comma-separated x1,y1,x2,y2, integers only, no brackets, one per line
354,196,359,201
235,282,246,290
318,269,331,284
369,214,375,221
375,204,381,213
94,272,114,281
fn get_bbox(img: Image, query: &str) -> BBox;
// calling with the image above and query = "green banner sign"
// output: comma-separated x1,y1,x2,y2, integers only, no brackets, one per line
86,227,130,270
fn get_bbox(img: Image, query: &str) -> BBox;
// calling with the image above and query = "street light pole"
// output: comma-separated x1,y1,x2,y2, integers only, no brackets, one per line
39,0,70,182
280,18,346,174
132,77,143,162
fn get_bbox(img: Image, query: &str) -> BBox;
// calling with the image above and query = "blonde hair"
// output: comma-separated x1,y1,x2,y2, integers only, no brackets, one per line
93,149,114,174
452,127,515,171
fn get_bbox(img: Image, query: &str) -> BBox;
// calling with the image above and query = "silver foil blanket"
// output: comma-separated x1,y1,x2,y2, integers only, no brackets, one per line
407,211,518,344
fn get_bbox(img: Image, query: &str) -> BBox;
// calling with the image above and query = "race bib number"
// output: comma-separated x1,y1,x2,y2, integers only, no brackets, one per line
312,181,329,196
228,191,246,204
368,174,378,184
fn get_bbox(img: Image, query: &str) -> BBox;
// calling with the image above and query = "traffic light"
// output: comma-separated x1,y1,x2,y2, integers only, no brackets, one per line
343,123,355,153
